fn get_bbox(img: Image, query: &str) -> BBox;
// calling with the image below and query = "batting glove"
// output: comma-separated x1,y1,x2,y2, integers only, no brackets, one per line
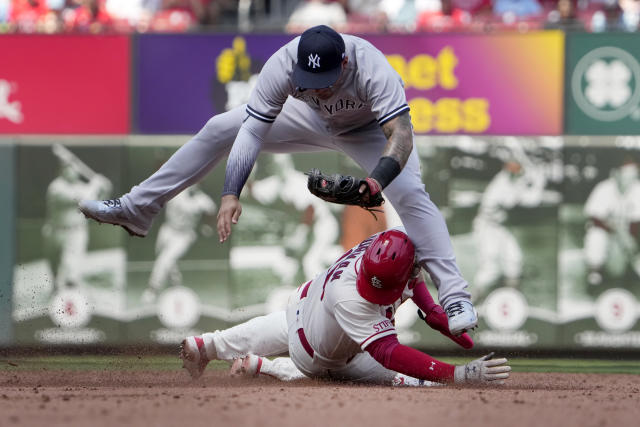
454,352,511,385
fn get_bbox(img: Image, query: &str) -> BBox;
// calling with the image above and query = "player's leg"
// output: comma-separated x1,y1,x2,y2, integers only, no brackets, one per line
78,106,247,236
334,125,475,333
57,225,89,288
501,227,523,288
79,99,330,236
145,227,193,302
230,355,306,381
584,226,609,285
180,310,289,379
472,219,504,296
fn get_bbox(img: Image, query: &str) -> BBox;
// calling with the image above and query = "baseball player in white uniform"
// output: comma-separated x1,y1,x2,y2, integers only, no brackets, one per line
79,25,477,334
179,228,511,386
142,185,217,303
473,156,546,293
583,160,640,286
44,152,111,290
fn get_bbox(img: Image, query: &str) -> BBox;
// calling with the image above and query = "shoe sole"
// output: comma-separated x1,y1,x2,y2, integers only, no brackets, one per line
78,206,147,238
179,338,205,380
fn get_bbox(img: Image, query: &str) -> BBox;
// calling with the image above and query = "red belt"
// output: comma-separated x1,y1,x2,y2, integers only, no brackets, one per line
297,281,314,358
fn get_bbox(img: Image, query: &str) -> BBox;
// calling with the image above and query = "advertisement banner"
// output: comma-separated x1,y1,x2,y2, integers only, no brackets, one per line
136,32,564,135
565,34,640,134
0,35,130,134
0,142,15,345
135,34,291,134
369,32,565,135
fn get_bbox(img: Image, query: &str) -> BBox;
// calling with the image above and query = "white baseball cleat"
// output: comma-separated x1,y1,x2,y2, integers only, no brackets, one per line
180,336,210,379
445,300,478,336
230,354,262,377
78,198,150,237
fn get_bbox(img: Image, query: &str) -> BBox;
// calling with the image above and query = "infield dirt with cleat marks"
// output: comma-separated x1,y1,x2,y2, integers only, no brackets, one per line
1,368,639,427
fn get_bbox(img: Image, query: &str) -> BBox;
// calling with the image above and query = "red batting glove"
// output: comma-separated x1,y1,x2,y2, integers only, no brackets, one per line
418,307,474,349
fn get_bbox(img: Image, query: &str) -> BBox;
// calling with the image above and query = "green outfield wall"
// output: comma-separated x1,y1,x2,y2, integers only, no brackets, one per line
3,136,640,350
0,142,15,345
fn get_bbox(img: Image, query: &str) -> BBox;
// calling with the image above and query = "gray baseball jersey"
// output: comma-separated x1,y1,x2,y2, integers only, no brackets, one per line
247,34,410,134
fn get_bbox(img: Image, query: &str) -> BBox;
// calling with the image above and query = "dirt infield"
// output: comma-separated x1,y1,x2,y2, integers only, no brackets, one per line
1,369,638,427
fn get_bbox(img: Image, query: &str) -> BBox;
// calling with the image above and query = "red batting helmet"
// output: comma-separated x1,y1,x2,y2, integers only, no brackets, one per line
356,230,416,305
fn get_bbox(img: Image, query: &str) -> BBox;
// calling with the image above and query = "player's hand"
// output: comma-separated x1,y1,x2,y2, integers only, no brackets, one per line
358,177,381,205
217,194,242,243
418,308,474,349
454,352,511,385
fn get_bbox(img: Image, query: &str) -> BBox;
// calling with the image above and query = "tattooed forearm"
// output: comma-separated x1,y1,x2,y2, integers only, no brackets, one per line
380,112,413,168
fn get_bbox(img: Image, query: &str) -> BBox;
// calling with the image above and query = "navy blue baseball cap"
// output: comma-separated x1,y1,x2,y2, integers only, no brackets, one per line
292,25,346,90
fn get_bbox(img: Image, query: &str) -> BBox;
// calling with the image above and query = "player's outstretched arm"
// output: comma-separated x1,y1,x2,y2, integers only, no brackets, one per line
367,336,510,385
217,116,271,242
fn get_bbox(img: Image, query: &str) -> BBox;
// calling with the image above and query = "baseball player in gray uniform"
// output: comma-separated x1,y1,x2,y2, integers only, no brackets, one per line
179,228,510,386
78,25,477,334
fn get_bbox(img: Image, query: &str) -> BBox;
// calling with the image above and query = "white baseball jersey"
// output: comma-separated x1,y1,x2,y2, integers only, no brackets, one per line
298,230,414,363
476,168,545,225
585,178,640,225
246,34,410,134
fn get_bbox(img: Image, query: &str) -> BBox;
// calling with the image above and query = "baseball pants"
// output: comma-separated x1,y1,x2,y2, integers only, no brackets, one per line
199,289,434,386
122,98,470,307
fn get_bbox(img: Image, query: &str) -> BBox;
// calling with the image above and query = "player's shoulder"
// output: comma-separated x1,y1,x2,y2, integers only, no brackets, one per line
591,177,616,194
343,34,401,90
343,34,387,65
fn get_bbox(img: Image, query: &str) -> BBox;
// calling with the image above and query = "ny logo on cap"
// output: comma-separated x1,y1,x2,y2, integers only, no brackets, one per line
308,53,321,69
371,276,383,289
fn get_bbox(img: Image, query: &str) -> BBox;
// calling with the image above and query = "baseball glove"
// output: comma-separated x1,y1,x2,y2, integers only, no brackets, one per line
305,168,384,210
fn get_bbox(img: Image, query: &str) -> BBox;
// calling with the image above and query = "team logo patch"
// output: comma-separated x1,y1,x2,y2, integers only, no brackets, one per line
371,276,383,289
571,46,640,122
308,53,321,69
